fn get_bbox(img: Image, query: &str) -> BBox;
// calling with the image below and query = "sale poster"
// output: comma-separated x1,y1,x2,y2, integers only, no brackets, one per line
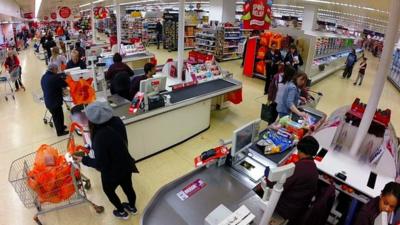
242,0,273,30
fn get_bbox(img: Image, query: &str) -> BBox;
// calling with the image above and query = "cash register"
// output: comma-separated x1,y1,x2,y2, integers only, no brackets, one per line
139,76,167,111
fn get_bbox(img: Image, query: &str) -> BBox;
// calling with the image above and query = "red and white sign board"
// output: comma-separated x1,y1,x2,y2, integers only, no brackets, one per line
242,0,273,30
50,12,57,20
58,7,71,19
176,179,207,201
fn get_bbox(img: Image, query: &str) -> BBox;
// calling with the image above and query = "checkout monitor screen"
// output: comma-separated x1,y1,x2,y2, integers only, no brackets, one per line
231,120,260,157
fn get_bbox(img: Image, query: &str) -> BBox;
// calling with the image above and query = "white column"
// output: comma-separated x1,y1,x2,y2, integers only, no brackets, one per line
114,0,121,53
177,0,185,80
91,3,96,43
209,0,236,22
302,4,317,32
350,0,400,156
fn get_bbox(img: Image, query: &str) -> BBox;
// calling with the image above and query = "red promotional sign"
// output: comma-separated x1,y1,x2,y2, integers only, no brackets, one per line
44,16,49,21
242,0,273,30
50,12,57,20
93,7,108,19
59,7,71,19
24,12,33,19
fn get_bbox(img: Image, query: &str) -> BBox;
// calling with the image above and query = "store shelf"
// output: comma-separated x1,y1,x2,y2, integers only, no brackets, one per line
314,48,352,60
224,31,241,34
388,76,400,91
196,38,215,43
196,33,215,38
185,36,196,38
224,45,238,48
225,37,242,40
197,43,215,47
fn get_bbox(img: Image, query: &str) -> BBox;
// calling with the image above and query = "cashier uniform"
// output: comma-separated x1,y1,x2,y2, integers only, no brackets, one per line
275,157,319,224
353,197,381,225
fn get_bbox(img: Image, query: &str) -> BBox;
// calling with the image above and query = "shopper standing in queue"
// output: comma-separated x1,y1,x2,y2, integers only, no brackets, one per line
44,35,56,65
40,64,68,136
267,65,296,124
49,47,67,72
73,101,139,220
354,182,400,225
105,53,135,81
284,44,303,71
265,43,283,95
342,48,357,79
276,72,308,118
156,20,163,49
353,57,368,86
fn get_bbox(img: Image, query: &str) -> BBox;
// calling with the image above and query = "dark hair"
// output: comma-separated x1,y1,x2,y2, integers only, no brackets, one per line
282,65,296,83
113,53,123,63
297,136,319,157
292,72,308,86
381,182,400,201
75,42,81,48
290,44,297,50
144,63,155,75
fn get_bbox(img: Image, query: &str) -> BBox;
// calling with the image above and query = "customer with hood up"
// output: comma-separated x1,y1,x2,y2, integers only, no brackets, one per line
73,101,139,220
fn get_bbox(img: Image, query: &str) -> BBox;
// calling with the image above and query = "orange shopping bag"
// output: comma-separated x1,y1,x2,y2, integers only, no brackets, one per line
66,75,96,105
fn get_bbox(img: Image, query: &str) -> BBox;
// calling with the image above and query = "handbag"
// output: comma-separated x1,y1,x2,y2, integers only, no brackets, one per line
261,102,278,124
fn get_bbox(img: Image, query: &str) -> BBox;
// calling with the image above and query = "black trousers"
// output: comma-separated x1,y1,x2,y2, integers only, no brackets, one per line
157,33,162,49
48,106,65,135
342,66,354,78
15,74,23,90
102,173,136,212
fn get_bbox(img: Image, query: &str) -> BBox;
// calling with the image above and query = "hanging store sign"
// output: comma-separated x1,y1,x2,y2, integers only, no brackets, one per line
24,12,33,19
58,7,72,19
50,12,57,20
94,7,109,19
44,16,49,21
242,0,273,30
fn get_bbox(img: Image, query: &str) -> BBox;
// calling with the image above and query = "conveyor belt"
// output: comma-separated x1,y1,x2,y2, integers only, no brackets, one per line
169,79,237,104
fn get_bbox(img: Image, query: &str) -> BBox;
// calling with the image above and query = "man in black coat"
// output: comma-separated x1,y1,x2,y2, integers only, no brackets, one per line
74,101,139,220
265,43,282,95
44,36,56,64
40,64,68,136
156,20,163,49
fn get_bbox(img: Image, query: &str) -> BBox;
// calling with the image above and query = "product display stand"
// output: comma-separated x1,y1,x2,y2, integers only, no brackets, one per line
163,13,179,51
195,26,216,55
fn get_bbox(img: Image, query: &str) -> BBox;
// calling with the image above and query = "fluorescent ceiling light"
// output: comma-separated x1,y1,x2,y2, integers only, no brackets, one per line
80,3,91,8
93,0,105,3
35,0,43,17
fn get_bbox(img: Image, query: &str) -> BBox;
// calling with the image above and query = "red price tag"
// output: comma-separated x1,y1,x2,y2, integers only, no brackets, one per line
59,7,71,19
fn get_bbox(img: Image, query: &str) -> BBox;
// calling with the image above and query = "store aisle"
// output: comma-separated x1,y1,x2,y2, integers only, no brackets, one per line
1,46,399,225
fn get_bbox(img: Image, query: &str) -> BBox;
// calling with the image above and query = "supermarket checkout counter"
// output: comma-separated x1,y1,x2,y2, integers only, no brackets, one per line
141,105,397,225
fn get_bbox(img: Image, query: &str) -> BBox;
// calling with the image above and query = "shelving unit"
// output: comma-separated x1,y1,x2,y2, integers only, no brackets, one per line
195,28,216,55
215,26,243,62
389,47,400,91
121,16,144,41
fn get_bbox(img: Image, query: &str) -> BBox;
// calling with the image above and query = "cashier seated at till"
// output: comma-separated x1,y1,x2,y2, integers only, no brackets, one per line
66,50,87,70
129,62,156,99
354,182,400,225
264,136,320,225
105,53,135,82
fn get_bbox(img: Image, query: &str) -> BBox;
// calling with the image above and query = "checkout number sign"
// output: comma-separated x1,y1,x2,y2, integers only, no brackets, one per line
177,179,207,201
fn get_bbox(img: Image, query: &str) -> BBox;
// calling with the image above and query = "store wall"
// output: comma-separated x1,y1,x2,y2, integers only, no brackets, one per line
209,0,236,23
0,0,22,19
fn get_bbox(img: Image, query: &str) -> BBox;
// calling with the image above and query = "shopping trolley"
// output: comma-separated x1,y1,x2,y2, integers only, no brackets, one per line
300,90,323,109
8,123,103,225
0,69,15,101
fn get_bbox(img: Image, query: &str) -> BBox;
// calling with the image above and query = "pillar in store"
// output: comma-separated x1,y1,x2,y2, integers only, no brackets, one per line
177,0,185,79
350,0,400,156
301,4,317,32
91,3,96,43
114,0,121,53
209,0,236,23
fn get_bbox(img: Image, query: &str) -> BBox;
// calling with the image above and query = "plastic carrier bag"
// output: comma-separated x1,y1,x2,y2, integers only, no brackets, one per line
66,75,96,105
27,144,79,203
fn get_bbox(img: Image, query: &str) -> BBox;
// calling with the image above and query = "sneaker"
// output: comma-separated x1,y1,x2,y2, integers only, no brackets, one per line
113,210,129,220
122,202,138,215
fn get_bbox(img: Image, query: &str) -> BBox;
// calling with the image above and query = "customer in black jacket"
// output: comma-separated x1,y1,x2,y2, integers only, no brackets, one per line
40,64,68,136
44,36,56,65
284,44,303,71
74,101,139,220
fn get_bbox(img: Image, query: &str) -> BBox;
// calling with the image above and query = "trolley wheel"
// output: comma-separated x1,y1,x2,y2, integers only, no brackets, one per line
5,96,8,101
94,205,105,214
33,216,43,225
84,180,91,190
43,118,48,124
49,121,53,128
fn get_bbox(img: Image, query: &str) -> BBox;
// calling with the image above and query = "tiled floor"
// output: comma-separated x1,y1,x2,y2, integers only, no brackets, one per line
1,45,399,225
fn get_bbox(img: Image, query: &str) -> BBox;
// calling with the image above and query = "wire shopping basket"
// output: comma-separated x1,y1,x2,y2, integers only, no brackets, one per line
8,126,103,225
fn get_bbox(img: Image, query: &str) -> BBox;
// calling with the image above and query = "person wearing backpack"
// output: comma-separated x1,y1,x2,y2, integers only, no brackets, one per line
342,49,357,79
